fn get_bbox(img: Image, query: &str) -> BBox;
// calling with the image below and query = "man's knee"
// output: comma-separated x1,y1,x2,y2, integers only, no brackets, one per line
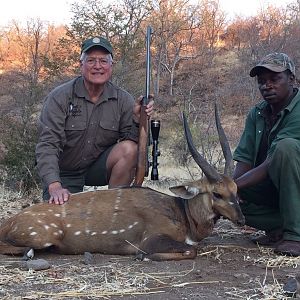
116,140,138,159
269,138,300,187
108,140,138,167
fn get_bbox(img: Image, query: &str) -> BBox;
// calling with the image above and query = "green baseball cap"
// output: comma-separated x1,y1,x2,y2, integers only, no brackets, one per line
81,36,113,57
250,52,295,77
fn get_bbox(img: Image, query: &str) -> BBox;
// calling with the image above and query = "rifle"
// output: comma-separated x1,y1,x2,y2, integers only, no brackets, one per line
134,26,160,186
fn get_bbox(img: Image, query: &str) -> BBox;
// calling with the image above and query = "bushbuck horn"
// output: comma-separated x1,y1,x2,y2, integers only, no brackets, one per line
214,102,234,176
182,112,222,182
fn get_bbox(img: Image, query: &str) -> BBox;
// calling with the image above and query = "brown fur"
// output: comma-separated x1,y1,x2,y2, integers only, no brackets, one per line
0,177,244,261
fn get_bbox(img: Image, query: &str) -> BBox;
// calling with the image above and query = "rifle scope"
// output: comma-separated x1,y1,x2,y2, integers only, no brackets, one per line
150,120,160,180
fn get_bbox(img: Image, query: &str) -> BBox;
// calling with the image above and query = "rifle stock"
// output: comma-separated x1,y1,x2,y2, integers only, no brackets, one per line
134,26,153,186
134,101,149,185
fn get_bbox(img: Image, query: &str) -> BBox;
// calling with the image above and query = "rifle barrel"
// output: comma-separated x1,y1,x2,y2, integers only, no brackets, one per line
144,26,153,105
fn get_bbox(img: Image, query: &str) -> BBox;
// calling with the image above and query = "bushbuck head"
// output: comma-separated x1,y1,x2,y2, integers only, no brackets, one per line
177,104,244,227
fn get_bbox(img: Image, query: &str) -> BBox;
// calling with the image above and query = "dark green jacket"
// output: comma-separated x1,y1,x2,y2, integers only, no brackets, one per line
233,88,300,167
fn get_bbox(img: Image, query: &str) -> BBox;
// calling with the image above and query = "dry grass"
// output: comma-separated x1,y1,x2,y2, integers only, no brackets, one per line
198,220,298,299
225,268,289,300
199,243,296,300
0,259,224,299
0,184,25,219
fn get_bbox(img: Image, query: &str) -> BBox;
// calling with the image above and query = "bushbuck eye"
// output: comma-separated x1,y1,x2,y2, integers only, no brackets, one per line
213,192,222,200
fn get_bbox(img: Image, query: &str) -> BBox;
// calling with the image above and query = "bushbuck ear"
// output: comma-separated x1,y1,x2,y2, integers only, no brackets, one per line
169,185,200,199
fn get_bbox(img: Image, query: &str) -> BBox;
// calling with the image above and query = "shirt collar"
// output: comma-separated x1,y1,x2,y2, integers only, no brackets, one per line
73,76,118,102
284,88,300,112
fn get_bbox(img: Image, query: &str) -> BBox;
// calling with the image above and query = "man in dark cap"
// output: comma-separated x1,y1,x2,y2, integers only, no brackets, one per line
233,52,300,256
36,36,153,204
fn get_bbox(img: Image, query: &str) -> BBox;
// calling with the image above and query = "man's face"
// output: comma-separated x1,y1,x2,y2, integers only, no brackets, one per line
257,69,294,106
80,48,113,86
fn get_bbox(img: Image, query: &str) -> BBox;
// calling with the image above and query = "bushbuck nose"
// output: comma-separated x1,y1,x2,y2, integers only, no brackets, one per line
237,216,245,226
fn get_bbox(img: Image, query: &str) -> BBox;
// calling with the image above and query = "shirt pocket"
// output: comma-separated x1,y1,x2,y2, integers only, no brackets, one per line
95,119,120,148
64,120,87,148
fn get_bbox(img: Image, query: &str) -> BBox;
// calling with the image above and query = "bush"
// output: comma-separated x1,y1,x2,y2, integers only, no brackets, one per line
0,116,40,193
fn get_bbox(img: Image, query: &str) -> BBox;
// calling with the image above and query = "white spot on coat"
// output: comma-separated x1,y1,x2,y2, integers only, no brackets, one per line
101,231,107,235
43,243,53,247
44,225,50,230
30,232,37,236
128,221,139,229
74,231,81,235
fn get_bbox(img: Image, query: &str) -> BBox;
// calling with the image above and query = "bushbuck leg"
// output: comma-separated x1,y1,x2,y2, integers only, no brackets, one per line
0,241,29,255
138,234,197,261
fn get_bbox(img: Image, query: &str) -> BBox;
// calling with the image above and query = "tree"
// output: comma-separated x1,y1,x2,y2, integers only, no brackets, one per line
150,0,199,96
0,19,60,192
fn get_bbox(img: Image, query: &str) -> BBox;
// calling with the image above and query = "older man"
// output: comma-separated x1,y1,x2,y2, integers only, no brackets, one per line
36,36,153,204
233,52,300,256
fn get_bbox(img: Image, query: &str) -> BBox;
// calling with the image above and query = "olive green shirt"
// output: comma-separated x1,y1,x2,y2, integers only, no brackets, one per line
36,76,139,187
233,88,300,167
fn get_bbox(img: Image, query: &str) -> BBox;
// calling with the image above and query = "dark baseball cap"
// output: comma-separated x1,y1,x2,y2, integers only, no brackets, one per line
250,52,295,77
81,36,113,57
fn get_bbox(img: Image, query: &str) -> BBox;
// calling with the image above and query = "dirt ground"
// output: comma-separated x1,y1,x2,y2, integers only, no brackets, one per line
0,218,299,300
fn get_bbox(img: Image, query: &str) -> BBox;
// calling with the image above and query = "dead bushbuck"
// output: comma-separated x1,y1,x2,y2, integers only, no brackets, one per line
0,105,244,261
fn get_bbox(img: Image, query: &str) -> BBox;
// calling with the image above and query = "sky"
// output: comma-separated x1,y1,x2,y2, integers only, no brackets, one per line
0,0,295,27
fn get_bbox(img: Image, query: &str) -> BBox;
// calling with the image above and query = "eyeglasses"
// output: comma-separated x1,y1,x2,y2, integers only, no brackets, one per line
84,57,112,67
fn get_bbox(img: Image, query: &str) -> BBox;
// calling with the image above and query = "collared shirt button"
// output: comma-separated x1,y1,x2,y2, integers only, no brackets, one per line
71,124,75,128
87,140,91,144
258,130,262,133
258,112,261,115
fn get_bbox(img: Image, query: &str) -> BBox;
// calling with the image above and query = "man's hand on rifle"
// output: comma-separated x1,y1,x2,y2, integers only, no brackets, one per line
133,95,154,123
